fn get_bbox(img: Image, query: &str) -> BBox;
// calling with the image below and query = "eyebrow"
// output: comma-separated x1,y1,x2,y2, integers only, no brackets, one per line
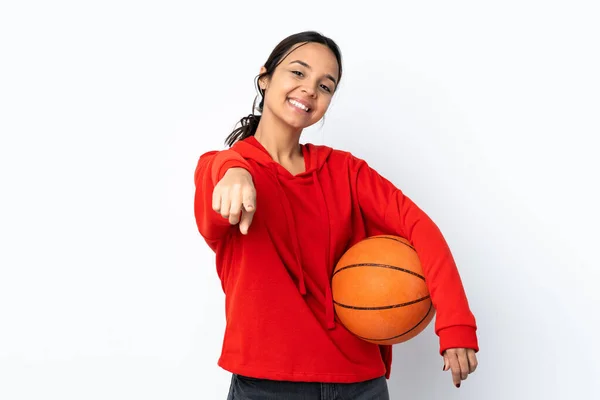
289,60,338,87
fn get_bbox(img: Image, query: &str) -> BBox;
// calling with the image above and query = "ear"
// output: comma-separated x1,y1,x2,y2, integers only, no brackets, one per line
258,66,268,90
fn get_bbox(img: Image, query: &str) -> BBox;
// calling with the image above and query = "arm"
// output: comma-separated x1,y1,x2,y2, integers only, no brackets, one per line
193,149,251,249
353,156,478,354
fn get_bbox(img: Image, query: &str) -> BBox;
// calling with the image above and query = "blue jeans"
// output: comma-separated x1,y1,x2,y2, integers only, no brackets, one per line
226,374,390,400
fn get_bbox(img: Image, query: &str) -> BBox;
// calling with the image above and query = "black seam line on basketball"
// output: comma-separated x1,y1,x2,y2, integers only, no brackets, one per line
333,295,430,310
364,236,415,251
332,263,425,281
355,302,434,342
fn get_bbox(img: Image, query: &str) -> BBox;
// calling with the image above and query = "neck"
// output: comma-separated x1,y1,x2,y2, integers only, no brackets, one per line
254,111,303,162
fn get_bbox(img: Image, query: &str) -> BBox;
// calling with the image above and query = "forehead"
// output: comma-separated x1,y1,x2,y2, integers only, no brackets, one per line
283,42,339,79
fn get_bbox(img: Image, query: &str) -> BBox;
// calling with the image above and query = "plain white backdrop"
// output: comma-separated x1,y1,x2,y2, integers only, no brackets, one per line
1,0,599,399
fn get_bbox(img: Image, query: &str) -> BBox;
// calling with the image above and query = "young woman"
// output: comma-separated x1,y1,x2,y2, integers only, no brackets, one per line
194,31,479,399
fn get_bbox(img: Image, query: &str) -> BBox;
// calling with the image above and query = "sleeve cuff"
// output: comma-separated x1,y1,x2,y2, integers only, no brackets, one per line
210,150,251,184
438,325,479,355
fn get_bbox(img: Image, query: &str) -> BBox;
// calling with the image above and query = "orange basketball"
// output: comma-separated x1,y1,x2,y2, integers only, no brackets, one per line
331,235,435,345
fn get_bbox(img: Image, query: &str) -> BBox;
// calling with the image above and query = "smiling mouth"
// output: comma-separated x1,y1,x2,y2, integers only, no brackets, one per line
288,98,311,113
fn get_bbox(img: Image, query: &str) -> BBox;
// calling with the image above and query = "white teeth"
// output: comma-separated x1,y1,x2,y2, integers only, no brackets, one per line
289,99,309,112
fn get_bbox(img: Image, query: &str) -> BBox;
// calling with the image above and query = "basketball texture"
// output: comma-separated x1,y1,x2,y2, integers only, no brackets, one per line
331,235,435,345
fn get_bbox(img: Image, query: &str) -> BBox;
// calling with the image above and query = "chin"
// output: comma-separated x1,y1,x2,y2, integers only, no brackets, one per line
292,120,318,130
280,115,314,130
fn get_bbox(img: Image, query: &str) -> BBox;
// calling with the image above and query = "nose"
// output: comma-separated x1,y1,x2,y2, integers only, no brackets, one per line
301,83,317,98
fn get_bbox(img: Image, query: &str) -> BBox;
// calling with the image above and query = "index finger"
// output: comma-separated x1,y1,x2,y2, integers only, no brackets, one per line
447,352,462,388
238,207,255,235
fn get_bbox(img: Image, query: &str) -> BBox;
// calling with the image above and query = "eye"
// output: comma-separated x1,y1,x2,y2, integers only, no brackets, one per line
320,84,332,93
291,70,304,77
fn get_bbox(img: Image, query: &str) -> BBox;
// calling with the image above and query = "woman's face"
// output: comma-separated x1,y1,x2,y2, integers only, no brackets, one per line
260,42,339,130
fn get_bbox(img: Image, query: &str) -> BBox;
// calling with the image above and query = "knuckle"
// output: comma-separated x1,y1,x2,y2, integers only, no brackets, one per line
243,186,255,197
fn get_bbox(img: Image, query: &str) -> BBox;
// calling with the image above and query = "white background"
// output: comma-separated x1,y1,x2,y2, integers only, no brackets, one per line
1,1,599,399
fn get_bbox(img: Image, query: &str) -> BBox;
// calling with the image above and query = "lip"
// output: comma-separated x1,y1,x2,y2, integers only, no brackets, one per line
287,97,313,112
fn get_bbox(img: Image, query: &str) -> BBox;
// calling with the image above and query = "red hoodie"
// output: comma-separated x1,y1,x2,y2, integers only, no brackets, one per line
193,136,478,383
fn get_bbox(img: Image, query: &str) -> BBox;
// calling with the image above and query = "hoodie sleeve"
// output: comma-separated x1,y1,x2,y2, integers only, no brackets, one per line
194,149,251,249
352,156,479,355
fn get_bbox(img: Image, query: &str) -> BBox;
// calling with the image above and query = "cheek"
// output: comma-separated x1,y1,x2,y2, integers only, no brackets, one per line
262,91,280,112
264,83,291,107
315,97,333,116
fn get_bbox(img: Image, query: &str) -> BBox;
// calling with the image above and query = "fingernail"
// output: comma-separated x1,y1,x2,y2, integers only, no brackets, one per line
455,383,461,388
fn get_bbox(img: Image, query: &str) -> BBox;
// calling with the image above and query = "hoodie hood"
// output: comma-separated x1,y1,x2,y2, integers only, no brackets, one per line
231,136,337,329
231,135,333,175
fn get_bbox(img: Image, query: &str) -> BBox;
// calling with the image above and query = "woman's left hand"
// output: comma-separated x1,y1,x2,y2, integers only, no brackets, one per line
442,348,478,388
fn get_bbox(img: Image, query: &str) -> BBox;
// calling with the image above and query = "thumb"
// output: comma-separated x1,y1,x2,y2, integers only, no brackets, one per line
242,186,256,211
243,201,255,212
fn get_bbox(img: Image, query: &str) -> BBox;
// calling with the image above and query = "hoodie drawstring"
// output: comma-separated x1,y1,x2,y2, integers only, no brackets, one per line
270,165,306,295
266,164,335,329
312,170,336,330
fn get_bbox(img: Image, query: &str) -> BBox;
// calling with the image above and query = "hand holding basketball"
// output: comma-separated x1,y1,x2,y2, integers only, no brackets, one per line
442,348,478,388
212,167,256,235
